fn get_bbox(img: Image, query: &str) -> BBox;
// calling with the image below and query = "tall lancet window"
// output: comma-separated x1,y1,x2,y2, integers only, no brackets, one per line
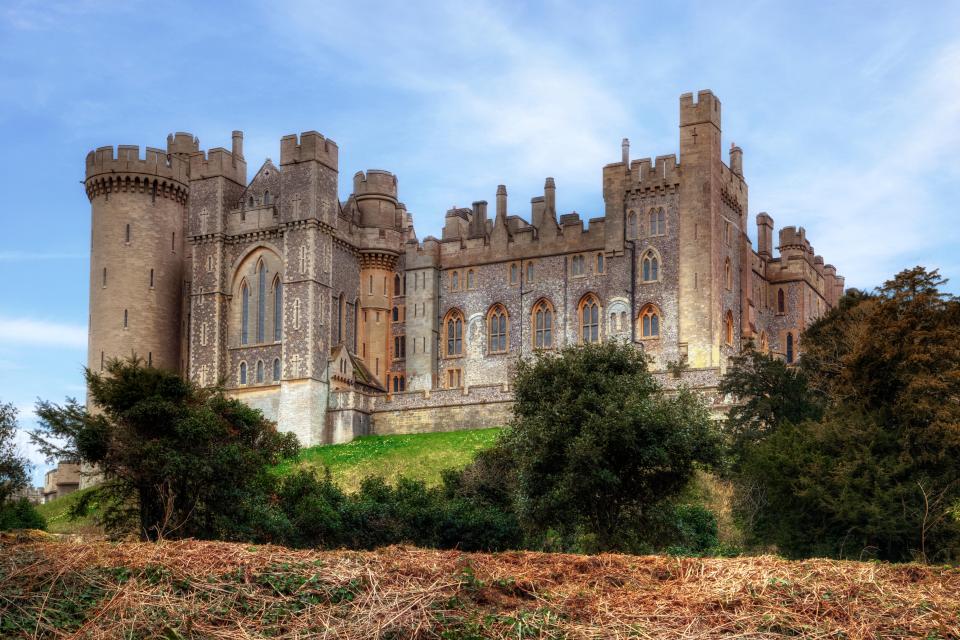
273,279,282,341
241,283,250,345
257,262,266,343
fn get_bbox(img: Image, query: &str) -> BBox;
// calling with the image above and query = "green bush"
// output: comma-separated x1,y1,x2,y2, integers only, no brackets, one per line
0,498,46,531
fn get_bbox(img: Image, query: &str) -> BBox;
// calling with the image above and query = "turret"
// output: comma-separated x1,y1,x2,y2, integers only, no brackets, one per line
353,170,401,230
85,140,192,383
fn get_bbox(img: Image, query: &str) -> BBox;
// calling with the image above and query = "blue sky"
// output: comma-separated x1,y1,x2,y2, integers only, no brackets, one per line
2,0,959,484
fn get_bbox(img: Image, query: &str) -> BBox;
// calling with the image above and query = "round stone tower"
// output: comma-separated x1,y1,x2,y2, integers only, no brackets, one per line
353,170,402,385
85,135,194,378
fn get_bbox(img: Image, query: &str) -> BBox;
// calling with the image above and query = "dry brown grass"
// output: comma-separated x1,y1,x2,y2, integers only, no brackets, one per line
1,537,958,638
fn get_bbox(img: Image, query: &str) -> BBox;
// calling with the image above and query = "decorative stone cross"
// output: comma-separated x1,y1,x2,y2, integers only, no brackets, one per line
199,207,209,234
290,353,301,378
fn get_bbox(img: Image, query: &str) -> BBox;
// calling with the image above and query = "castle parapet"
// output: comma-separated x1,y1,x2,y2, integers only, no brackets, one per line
680,89,721,128
353,169,398,199
280,131,338,170
189,147,246,184
85,145,190,184
632,154,679,188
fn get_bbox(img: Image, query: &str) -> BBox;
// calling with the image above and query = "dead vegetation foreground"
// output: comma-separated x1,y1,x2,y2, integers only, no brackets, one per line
0,535,957,639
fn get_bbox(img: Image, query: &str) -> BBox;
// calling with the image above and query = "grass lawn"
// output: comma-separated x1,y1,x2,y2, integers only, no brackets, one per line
274,427,503,492
34,487,100,535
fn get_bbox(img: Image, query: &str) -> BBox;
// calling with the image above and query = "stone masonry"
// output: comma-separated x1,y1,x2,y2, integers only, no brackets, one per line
85,91,844,447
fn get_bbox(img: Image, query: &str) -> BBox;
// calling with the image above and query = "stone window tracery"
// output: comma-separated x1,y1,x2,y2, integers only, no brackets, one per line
578,294,601,344
532,299,554,350
639,304,661,339
642,250,660,282
444,309,464,357
487,304,509,354
649,208,666,236
627,212,638,239
777,288,786,314
725,310,735,346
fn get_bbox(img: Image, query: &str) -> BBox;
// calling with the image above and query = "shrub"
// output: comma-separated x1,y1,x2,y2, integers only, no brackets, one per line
0,498,46,531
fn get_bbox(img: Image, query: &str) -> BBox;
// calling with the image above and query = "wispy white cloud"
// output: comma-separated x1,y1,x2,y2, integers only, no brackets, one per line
0,317,86,349
755,42,960,289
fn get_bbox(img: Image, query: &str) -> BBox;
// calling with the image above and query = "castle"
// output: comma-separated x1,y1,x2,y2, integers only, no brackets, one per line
85,90,844,447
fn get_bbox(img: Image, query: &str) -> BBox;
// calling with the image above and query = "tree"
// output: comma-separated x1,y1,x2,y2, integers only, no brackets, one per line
0,403,30,506
502,341,721,551
718,347,823,456
723,268,960,561
31,358,299,541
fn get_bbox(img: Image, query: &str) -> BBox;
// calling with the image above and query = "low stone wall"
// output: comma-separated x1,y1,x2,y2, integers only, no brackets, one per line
372,400,513,436
371,384,513,435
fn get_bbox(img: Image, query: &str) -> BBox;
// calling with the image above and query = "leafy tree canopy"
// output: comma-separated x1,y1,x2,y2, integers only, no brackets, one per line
31,358,299,540
502,341,721,550
0,403,30,506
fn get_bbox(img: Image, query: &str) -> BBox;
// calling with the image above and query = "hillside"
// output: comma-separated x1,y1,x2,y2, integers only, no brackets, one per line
1,537,957,639
34,488,99,535
274,428,502,491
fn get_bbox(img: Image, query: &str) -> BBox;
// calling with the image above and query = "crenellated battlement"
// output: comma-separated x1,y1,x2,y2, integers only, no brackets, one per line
679,89,721,129
280,131,338,170
189,147,246,184
166,132,200,156
85,144,190,184
778,226,810,253
631,154,680,188
353,169,397,200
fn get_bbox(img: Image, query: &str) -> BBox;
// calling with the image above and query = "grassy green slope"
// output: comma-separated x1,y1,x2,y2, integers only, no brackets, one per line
275,428,502,492
34,487,99,535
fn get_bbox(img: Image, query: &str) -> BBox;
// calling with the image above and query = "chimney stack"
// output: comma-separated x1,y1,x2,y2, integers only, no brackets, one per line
544,177,556,215
495,185,507,223
621,138,630,168
729,142,742,177
232,130,244,159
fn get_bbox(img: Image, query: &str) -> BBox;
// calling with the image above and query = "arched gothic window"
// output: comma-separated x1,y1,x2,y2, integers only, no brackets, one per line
256,261,266,343
639,304,661,339
241,283,250,345
725,310,734,346
642,251,659,282
466,270,475,289
239,362,247,385
487,305,508,354
777,288,786,313
724,258,732,290
273,278,282,341
627,212,637,239
786,333,795,363
256,360,264,383
392,306,399,322
532,299,554,349
649,208,665,235
444,309,464,357
394,274,401,296
273,358,281,381
579,294,600,343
